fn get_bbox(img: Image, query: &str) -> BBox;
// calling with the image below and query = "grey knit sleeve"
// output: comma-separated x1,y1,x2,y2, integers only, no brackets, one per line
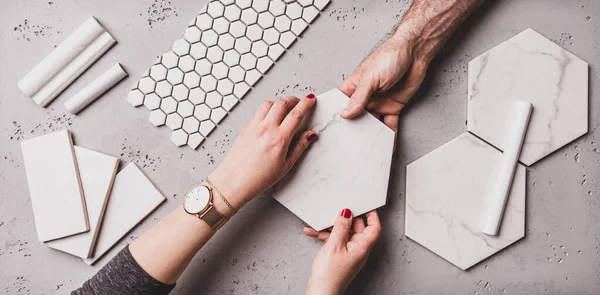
71,246,175,295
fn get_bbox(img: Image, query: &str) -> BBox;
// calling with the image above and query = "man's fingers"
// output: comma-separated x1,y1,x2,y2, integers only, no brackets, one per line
328,208,353,249
340,79,375,119
284,130,317,172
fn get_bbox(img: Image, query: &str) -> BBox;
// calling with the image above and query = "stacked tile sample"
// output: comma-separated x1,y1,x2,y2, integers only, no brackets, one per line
405,29,589,270
128,0,331,149
273,89,395,231
21,130,166,264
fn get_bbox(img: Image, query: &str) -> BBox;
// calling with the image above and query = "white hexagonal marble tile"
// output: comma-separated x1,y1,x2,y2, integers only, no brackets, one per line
201,30,219,47
234,37,252,54
183,71,201,89
268,43,286,60
211,62,229,79
173,39,191,56
233,82,250,99
291,19,308,36
160,96,178,114
178,55,196,72
222,94,239,111
236,0,252,9
467,29,588,166
143,93,161,110
182,116,201,133
256,56,274,74
207,1,225,18
210,107,228,124
150,64,168,81
252,0,269,12
172,84,189,102
405,133,526,270
149,109,167,126
196,13,213,30
205,91,223,108
244,69,261,86
166,113,184,130
217,79,234,96
229,21,246,38
302,5,319,23
228,65,246,83
155,81,173,98
189,87,206,105
185,26,202,43
251,40,269,57
269,0,286,16
280,31,296,48
298,0,313,7
263,28,280,45
161,51,179,69
218,34,235,51
167,68,184,85
177,100,195,118
258,11,275,28
199,120,217,136
272,88,395,231
223,50,241,67
195,59,212,76
187,132,205,149
193,103,212,121
213,17,230,34
285,2,303,19
314,0,330,10
190,43,208,59
241,8,258,25
239,53,257,70
224,5,242,21
206,46,224,63
138,77,156,94
246,24,263,41
200,75,218,92
127,89,144,106
274,15,292,32
171,129,189,147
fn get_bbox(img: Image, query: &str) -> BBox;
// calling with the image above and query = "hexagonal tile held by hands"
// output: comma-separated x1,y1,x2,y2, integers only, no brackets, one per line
272,89,395,231
405,133,526,270
467,28,588,166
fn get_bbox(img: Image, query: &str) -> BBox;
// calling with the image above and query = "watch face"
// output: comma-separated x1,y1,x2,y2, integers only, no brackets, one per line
183,186,211,214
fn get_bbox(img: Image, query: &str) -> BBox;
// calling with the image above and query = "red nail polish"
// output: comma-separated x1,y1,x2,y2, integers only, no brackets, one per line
341,208,351,218
307,93,315,99
307,133,317,142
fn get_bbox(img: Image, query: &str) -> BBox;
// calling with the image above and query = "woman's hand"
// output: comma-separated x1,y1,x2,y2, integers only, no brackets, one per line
208,94,317,211
304,209,382,295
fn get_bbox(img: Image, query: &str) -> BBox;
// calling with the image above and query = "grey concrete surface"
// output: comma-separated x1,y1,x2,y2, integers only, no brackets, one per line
1,0,599,294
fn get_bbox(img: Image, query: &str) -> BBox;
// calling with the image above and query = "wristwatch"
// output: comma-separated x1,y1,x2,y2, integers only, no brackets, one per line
183,184,228,230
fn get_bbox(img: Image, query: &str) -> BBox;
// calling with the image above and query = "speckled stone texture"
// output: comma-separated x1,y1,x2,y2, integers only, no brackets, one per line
1,0,599,294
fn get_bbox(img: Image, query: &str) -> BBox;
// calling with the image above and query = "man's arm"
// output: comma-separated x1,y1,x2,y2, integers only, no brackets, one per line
339,0,483,131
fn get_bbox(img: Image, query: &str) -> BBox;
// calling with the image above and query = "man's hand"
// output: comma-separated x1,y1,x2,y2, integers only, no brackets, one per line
339,0,483,133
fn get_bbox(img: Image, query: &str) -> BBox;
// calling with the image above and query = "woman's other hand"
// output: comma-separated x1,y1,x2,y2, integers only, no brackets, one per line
305,209,382,295
208,94,317,210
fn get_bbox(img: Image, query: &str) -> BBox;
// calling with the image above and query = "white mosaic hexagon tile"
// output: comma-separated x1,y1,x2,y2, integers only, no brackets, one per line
128,0,331,149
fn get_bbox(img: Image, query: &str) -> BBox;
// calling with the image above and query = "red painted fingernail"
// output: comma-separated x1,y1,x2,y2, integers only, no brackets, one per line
341,208,352,218
307,133,317,142
307,93,315,99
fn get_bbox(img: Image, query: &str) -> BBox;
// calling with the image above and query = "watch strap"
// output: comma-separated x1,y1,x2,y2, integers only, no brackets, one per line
199,205,228,230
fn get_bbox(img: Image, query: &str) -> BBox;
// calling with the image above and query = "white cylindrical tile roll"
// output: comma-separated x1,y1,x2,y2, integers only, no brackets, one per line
32,32,116,107
481,100,533,236
17,17,116,107
64,63,128,114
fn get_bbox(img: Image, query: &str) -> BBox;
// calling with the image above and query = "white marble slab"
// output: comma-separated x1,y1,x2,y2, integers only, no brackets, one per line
272,88,395,231
46,146,119,259
405,133,526,270
467,28,588,166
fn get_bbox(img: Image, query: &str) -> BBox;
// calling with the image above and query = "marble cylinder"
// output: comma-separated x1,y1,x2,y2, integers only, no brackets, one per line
64,63,128,114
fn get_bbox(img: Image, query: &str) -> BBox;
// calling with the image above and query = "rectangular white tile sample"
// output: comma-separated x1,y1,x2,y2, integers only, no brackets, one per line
84,163,166,265
46,146,119,258
21,129,89,242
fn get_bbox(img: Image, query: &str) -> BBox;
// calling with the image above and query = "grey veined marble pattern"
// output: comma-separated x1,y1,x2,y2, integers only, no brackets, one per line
273,89,395,231
467,28,588,166
405,133,526,270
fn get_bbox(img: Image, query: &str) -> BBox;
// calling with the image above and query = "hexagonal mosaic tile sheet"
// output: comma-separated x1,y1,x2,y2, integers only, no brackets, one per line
128,0,331,149
405,133,526,270
467,28,588,166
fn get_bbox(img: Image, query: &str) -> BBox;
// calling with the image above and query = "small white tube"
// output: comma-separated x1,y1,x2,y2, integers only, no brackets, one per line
481,100,533,236
17,17,116,107
64,63,128,114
